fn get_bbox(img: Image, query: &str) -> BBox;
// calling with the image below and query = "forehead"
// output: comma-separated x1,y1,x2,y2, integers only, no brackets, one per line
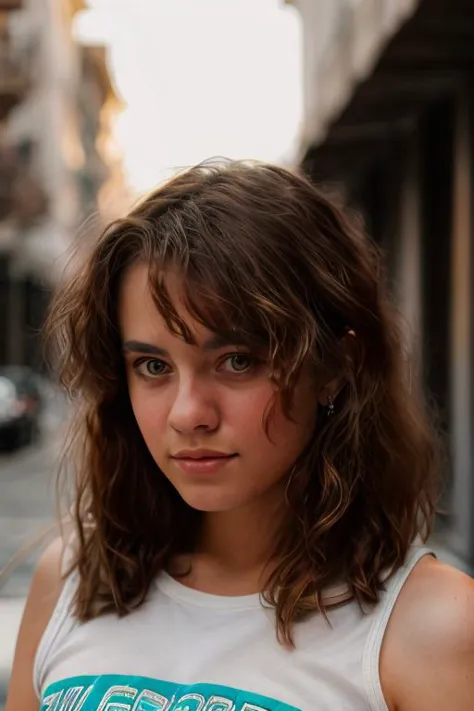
119,262,196,334
118,262,250,351
120,261,177,303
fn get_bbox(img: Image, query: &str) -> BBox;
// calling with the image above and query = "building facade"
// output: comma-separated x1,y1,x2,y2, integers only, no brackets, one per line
77,43,128,228
290,0,474,568
0,0,125,370
0,0,37,366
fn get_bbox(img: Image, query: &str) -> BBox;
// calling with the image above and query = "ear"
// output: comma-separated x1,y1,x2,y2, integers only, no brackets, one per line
317,329,357,407
317,376,343,407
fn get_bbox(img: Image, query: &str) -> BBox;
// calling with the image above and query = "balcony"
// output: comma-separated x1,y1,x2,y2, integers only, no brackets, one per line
0,145,17,221
0,141,48,224
0,0,23,9
0,37,29,120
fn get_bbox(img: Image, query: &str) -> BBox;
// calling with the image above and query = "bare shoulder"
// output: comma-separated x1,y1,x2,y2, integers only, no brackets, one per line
27,535,65,601
381,555,474,711
5,536,68,711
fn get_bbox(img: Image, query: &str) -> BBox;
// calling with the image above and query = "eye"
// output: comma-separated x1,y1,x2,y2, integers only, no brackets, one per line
134,358,170,378
222,353,255,373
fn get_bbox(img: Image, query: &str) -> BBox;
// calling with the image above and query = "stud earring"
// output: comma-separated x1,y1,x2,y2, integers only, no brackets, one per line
327,396,335,417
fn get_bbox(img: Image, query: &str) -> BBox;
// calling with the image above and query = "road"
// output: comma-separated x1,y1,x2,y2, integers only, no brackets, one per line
0,385,69,707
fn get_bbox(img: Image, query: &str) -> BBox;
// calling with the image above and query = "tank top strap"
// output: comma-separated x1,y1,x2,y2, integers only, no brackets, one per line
362,543,436,711
33,542,80,698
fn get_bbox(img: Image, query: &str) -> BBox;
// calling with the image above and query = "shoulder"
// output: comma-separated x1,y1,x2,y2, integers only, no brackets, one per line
30,535,66,597
381,555,474,711
5,536,67,711
16,535,66,644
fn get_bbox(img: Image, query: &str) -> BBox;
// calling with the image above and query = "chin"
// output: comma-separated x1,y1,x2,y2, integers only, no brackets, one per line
177,487,244,513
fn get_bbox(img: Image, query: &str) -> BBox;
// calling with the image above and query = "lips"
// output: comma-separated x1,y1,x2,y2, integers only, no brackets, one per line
171,449,236,460
170,450,238,475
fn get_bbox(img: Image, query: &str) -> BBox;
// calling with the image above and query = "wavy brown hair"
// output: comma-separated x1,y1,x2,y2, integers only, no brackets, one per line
45,159,440,645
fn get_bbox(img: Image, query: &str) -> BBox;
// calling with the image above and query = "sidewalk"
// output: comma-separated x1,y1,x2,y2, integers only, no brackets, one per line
0,598,25,707
0,598,24,674
0,386,68,708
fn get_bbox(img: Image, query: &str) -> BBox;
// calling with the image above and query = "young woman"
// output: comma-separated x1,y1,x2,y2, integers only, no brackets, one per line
6,160,474,711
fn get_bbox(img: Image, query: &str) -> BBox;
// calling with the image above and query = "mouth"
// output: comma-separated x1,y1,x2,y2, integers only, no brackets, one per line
170,451,238,474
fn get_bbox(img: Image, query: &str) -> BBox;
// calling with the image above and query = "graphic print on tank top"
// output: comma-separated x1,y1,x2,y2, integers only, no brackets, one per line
41,674,300,711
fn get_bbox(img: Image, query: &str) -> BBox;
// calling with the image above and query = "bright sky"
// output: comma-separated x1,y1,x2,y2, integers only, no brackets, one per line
75,0,303,193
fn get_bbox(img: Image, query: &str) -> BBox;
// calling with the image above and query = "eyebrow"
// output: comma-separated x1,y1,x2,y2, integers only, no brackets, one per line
122,341,168,356
122,333,249,357
202,333,249,351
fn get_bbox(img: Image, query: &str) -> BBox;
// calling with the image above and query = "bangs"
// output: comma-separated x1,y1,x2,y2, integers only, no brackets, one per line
111,168,346,390
146,253,278,356
144,242,318,389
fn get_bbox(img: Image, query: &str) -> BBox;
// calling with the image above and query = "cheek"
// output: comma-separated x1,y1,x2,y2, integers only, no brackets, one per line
266,405,315,451
128,385,168,443
226,385,275,437
266,384,318,452
231,384,315,453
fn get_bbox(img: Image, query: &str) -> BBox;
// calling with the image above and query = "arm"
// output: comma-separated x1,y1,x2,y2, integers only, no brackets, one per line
381,556,474,711
5,537,65,711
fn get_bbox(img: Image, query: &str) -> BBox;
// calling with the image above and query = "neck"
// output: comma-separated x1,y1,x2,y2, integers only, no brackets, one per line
178,489,287,595
200,506,282,571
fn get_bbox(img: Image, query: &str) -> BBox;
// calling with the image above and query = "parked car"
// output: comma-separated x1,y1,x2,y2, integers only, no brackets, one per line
0,366,42,451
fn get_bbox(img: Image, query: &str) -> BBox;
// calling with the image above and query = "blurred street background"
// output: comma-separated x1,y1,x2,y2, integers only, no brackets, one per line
1,0,474,706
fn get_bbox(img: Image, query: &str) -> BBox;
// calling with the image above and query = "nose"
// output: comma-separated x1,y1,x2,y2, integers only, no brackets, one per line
168,375,220,434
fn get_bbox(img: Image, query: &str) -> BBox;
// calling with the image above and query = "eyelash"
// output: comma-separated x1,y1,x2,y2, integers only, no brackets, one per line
133,358,170,379
132,353,259,380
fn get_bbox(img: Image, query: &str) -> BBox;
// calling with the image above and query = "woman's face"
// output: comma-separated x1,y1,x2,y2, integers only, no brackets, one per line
118,263,321,514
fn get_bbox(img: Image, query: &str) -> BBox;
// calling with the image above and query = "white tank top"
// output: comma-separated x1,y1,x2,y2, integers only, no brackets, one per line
34,544,433,711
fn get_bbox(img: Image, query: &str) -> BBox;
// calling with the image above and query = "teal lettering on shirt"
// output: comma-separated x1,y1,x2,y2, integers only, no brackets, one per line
41,674,301,711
